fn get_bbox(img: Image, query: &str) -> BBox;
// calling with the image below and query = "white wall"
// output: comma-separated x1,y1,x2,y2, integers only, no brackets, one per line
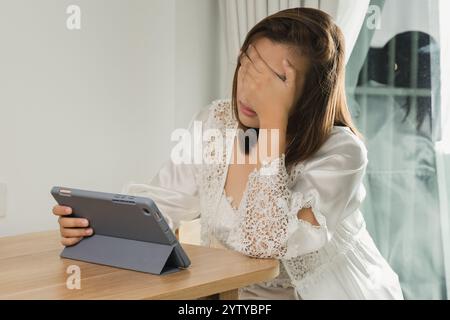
175,0,221,127
0,0,221,236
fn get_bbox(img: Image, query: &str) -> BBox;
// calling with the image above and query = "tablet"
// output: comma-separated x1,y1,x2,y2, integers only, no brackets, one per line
51,186,191,275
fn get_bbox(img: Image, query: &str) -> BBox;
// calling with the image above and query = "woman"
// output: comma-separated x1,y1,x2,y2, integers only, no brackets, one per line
52,8,404,299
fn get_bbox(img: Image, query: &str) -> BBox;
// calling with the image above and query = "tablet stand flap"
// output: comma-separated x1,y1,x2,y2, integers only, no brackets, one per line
60,234,179,275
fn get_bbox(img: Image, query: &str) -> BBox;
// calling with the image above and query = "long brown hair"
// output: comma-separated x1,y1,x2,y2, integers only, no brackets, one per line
231,7,362,170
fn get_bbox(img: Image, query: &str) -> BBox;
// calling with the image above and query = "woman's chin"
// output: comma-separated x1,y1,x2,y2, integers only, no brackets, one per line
238,112,260,129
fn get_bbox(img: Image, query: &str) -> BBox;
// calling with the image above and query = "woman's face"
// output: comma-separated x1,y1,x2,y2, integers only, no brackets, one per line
236,37,309,128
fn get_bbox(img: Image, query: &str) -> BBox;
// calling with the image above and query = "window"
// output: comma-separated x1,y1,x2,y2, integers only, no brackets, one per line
346,0,448,299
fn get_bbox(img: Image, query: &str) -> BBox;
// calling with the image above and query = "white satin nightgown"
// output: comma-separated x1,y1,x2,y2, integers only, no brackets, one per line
123,99,404,300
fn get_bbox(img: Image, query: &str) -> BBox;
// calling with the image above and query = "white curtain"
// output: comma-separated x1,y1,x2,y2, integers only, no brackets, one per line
370,0,440,48
218,0,370,97
344,0,448,299
436,0,450,299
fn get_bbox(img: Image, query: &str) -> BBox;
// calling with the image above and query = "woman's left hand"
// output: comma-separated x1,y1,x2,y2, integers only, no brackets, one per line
238,44,298,127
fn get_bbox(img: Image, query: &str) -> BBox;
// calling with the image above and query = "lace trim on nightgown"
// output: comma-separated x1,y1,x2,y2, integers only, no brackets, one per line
196,100,238,246
224,153,335,292
227,155,328,258
218,191,295,290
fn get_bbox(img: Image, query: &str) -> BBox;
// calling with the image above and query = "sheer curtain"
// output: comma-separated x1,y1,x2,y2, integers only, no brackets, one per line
218,0,370,97
435,0,450,299
346,0,448,299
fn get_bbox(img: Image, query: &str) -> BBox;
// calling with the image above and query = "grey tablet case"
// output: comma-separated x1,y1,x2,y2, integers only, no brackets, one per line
51,186,191,275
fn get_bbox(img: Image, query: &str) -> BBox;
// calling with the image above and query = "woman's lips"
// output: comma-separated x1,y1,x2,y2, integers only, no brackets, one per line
238,101,257,117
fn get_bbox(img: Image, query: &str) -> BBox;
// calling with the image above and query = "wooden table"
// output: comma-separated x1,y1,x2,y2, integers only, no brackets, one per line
0,231,279,300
